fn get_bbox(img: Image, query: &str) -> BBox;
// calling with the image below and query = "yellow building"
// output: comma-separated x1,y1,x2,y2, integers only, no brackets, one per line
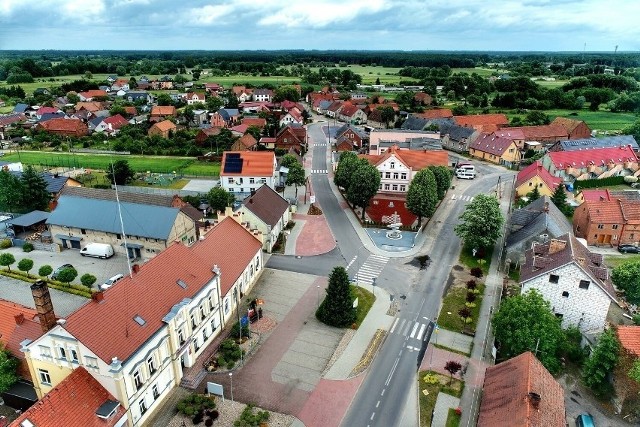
469,133,521,167
515,160,563,198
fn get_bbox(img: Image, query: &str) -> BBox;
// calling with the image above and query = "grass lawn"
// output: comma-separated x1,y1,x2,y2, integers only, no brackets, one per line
459,246,492,276
418,371,464,427
534,80,568,89
446,408,462,427
604,254,636,269
0,74,113,95
437,283,485,334
452,67,503,77
351,285,375,328
199,75,301,87
0,151,220,176
507,108,637,133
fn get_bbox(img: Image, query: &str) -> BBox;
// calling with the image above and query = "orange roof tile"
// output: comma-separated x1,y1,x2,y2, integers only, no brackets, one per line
470,133,516,156
516,161,562,191
618,326,640,357
238,133,257,149
415,109,453,119
454,113,509,128
551,117,585,133
150,105,176,116
220,151,276,177
360,145,448,170
38,118,88,133
75,101,103,112
150,120,176,132
242,117,267,129
12,367,126,427
478,352,566,427
78,90,108,99
62,218,260,363
0,300,43,379
507,124,568,140
583,199,624,223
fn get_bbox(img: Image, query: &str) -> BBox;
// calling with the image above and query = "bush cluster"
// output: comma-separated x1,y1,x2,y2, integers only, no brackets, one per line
216,339,244,370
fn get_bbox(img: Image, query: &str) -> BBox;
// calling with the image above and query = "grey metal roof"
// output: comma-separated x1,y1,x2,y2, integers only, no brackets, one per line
506,196,573,248
555,135,639,151
7,210,49,227
401,115,430,130
440,122,475,141
11,171,68,194
13,103,28,113
47,195,180,240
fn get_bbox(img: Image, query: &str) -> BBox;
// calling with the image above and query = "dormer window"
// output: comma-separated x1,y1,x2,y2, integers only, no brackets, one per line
390,162,395,169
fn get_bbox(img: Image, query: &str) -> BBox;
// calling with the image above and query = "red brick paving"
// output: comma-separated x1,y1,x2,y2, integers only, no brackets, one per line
420,345,488,387
297,376,364,427
203,277,328,415
292,214,336,256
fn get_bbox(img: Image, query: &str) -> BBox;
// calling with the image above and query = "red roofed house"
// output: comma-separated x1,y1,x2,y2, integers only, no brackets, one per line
230,133,258,151
469,133,521,167
204,83,223,94
36,118,88,137
12,367,127,427
358,145,449,226
506,123,569,148
414,108,453,120
541,146,639,182
148,119,176,139
242,117,267,130
338,102,367,124
551,117,591,140
149,105,176,123
454,113,509,134
77,90,108,102
275,124,308,155
515,161,563,198
0,300,46,381
279,107,304,127
220,150,278,195
573,191,640,246
478,351,565,427
94,114,129,135
185,92,206,105
195,127,222,145
22,217,264,427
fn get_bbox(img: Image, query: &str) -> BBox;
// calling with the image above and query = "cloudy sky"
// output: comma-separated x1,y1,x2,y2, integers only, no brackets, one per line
1,0,638,51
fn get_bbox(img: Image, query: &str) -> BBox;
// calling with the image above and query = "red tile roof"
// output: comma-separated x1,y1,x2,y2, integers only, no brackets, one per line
78,90,108,99
478,352,566,427
37,106,60,115
548,146,638,169
62,218,260,363
220,151,275,177
103,114,128,130
339,102,360,118
582,199,624,223
38,118,88,134
454,114,509,128
242,117,267,129
150,120,176,132
494,128,525,141
414,109,453,119
231,124,249,134
12,367,126,427
150,105,176,116
0,300,44,379
470,133,516,156
516,161,562,191
75,101,103,112
618,326,640,357
360,145,448,170
507,124,568,140
551,117,585,133
238,133,257,149
287,107,303,123
124,106,137,116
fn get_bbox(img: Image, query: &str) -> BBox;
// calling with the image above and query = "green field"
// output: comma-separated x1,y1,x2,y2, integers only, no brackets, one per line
0,151,220,176
452,67,503,77
534,79,568,88
507,109,638,132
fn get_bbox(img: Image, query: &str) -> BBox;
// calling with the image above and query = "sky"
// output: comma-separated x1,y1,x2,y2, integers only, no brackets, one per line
1,0,639,52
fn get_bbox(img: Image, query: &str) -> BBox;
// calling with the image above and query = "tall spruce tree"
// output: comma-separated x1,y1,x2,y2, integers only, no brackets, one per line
316,266,356,328
19,166,49,212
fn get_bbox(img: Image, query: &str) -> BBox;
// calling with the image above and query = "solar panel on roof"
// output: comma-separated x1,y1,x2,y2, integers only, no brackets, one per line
223,156,244,173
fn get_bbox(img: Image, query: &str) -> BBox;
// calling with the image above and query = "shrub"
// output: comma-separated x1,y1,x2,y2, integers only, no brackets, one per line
0,239,11,249
80,273,97,288
231,322,250,340
38,264,53,278
205,419,213,427
176,394,216,418
633,314,640,326
423,373,439,385
470,267,483,278
465,280,477,290
22,242,34,252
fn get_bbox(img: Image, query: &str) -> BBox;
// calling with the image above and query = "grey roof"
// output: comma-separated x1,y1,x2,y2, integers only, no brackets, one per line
88,116,104,128
506,196,573,249
218,108,240,122
318,100,332,110
554,135,639,151
11,171,68,194
401,115,430,130
440,122,476,141
37,112,67,123
242,184,289,227
7,210,49,227
378,137,442,151
335,124,368,139
47,195,180,240
13,103,28,113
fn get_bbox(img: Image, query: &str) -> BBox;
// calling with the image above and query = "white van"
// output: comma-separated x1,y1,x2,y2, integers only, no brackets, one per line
455,163,476,179
80,243,114,259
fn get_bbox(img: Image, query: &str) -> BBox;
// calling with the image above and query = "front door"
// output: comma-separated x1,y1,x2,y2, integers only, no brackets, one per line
70,240,81,249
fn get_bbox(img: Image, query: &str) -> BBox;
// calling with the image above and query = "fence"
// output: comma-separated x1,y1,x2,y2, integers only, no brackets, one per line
71,149,131,155
11,238,60,253
115,185,207,198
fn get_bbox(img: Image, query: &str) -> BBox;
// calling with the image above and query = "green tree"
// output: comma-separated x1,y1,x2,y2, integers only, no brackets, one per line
406,168,438,227
286,163,306,198
526,185,541,203
0,344,19,393
333,151,359,190
551,184,572,216
273,86,300,102
377,106,395,128
80,273,97,288
207,187,235,214
582,329,620,393
156,93,174,106
106,159,135,185
17,258,34,277
428,165,452,200
0,253,16,271
38,264,53,278
55,267,78,285
182,105,195,125
280,154,300,169
524,110,550,125
611,260,640,304
346,160,381,220
454,194,504,251
0,169,22,212
629,359,640,383
316,266,356,328
206,96,224,112
19,165,50,212
173,74,188,84
245,125,262,141
492,290,564,373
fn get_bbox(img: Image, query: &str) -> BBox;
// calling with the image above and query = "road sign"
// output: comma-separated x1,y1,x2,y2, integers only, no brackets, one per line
310,195,316,203
240,315,249,326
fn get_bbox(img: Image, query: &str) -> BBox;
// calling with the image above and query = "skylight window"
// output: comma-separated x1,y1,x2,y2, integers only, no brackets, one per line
134,315,146,326
177,279,187,289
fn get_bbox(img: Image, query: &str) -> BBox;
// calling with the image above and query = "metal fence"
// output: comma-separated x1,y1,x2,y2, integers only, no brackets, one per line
11,238,60,253
115,185,206,198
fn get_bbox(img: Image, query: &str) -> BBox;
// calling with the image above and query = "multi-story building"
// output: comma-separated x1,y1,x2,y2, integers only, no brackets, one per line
22,217,263,427
220,151,278,198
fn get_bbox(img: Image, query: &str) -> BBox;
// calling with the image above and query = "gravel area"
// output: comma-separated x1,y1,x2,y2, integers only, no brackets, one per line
166,398,295,427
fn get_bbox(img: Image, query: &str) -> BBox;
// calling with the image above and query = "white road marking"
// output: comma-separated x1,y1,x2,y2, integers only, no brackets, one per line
376,401,380,408
385,358,400,386
390,318,399,334
370,413,375,421
402,321,411,336
451,194,456,200
381,389,385,396
416,323,427,341
410,322,419,338
398,319,406,333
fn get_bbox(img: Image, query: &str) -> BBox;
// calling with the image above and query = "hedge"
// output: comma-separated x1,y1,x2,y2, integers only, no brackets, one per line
0,269,93,298
574,176,627,190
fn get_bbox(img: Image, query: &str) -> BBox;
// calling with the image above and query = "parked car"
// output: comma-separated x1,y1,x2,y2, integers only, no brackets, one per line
575,413,595,427
100,273,124,290
618,244,640,254
51,264,75,280
80,243,114,259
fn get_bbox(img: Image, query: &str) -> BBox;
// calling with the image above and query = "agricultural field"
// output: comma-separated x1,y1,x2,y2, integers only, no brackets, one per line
198,74,300,87
507,108,638,133
0,73,113,95
0,151,220,176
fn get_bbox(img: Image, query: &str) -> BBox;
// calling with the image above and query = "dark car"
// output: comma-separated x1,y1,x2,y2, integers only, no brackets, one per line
618,244,640,254
51,264,75,280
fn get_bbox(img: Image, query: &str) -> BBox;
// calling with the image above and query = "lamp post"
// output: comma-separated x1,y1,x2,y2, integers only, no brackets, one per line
372,277,376,297
229,372,234,402
316,285,320,308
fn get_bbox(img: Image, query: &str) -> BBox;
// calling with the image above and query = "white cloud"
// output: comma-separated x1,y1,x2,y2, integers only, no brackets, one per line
180,4,234,26
258,0,390,28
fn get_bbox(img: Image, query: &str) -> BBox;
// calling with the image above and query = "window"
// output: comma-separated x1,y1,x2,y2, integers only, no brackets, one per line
139,399,147,415
385,172,391,179
134,370,143,391
85,356,98,368
392,184,398,191
202,329,208,342
147,357,157,375
549,274,559,284
249,178,255,184
579,280,590,290
208,296,214,311
401,173,407,180
178,328,185,346
612,224,619,230
191,314,197,329
58,346,67,360
562,291,569,298
224,298,229,314
260,178,266,184
152,384,160,400
393,173,399,180
71,349,78,363
39,369,51,385
400,185,406,192
390,162,395,169
597,224,604,229
384,184,390,190
81,229,86,235
39,346,52,358
210,319,217,332
528,182,532,186
200,305,206,320
116,234,122,240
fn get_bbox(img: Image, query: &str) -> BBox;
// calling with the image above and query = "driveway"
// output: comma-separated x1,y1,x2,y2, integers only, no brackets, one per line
0,245,131,289
0,275,88,316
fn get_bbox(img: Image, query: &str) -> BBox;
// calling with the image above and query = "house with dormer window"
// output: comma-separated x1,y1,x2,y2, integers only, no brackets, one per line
21,217,263,427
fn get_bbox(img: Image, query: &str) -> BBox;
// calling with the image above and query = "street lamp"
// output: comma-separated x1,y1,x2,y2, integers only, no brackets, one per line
372,277,377,297
316,285,320,308
229,372,233,402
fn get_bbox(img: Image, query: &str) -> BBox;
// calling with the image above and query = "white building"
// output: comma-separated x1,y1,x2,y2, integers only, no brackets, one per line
220,151,278,198
519,234,618,334
238,184,291,253
23,217,264,427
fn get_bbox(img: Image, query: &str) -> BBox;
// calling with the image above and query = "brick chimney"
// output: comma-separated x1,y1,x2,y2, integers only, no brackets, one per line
14,313,24,325
30,281,57,333
92,291,104,303
548,239,567,255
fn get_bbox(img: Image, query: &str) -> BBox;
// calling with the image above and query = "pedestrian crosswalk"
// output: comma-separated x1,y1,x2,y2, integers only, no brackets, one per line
311,169,328,174
352,254,389,285
450,194,474,202
390,318,431,342
314,143,328,147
